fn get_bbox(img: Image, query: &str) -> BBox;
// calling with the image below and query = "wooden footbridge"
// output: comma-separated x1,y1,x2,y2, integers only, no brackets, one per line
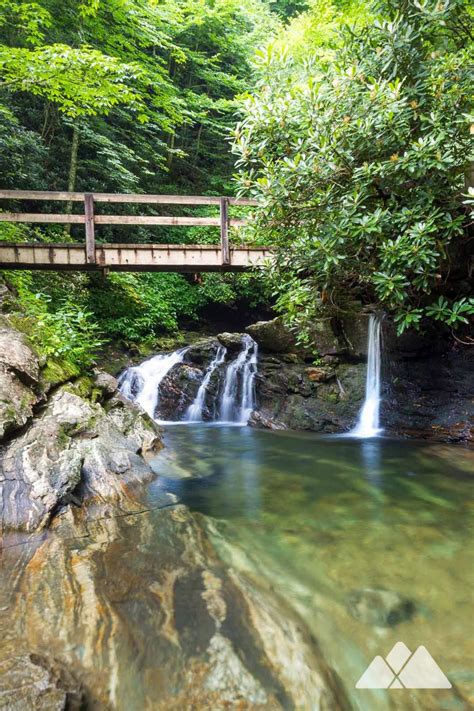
0,190,270,273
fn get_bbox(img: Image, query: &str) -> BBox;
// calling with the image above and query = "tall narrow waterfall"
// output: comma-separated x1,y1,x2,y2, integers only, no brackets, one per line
118,348,187,421
351,314,383,438
184,346,226,422
219,335,258,424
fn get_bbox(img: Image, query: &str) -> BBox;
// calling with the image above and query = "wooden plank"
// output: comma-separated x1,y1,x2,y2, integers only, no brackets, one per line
0,190,86,202
84,193,95,264
0,243,270,273
94,215,221,226
220,197,230,266
0,213,85,223
0,189,258,206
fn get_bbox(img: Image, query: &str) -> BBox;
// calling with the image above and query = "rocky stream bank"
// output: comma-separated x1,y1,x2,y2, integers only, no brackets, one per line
0,316,352,709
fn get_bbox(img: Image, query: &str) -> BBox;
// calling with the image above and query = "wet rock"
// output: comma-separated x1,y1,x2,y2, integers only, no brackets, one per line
0,504,349,710
253,360,366,432
248,410,287,430
184,337,220,366
0,321,40,385
0,386,162,533
340,312,372,357
93,369,118,398
347,588,416,627
309,317,344,356
305,366,335,383
217,332,245,352
0,366,38,439
382,333,474,444
0,654,84,710
246,317,296,353
157,362,203,420
105,393,163,459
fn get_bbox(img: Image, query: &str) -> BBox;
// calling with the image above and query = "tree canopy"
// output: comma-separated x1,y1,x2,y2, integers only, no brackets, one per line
233,0,473,339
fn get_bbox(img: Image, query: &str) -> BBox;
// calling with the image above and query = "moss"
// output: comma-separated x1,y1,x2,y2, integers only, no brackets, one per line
41,358,80,389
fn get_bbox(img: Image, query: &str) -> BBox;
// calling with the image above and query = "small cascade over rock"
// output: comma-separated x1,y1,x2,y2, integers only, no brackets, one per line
350,314,383,438
119,335,258,425
184,345,226,422
219,334,258,424
118,348,188,421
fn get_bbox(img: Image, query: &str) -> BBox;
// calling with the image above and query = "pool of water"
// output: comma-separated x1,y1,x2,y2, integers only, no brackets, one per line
149,425,474,710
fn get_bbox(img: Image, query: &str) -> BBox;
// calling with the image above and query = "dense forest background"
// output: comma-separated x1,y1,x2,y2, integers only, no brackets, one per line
0,0,472,376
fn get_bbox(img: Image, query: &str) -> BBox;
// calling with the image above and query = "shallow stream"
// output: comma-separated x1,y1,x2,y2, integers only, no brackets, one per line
149,425,474,710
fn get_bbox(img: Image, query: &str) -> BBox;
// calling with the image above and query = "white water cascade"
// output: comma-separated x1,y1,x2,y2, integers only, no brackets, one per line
119,335,258,426
219,335,258,424
350,314,383,438
184,345,226,422
118,348,188,421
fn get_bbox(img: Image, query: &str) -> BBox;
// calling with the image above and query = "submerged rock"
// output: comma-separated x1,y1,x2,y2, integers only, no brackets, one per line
347,588,416,627
0,503,350,710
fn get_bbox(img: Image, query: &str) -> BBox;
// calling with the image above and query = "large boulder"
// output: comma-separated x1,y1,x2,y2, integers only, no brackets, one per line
217,332,245,352
0,386,165,533
0,504,351,710
246,317,296,353
0,321,42,439
0,321,40,384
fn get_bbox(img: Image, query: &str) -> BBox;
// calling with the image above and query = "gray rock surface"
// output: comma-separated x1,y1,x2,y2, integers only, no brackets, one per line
0,321,165,533
246,317,297,353
0,655,84,710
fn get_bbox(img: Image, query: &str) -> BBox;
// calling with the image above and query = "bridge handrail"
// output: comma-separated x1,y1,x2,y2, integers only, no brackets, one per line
0,190,258,267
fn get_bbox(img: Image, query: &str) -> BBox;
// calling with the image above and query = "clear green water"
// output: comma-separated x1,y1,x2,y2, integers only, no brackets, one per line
149,425,474,710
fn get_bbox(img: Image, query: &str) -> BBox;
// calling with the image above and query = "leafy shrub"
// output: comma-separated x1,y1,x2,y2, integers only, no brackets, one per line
233,0,473,337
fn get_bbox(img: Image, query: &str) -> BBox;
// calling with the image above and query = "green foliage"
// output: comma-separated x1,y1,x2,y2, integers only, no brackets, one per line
4,271,103,369
233,0,473,338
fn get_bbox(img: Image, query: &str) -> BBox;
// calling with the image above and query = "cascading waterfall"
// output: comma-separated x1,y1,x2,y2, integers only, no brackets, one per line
119,335,258,426
184,345,226,422
351,314,383,438
118,348,188,421
219,335,258,424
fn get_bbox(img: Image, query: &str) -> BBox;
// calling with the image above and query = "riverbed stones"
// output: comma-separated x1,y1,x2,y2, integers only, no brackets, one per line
0,503,350,710
347,587,416,627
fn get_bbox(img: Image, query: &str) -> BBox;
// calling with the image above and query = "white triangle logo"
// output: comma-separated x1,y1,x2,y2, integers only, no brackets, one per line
356,642,452,690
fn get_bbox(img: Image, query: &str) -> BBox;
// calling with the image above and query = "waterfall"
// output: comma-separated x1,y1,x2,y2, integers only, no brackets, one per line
184,345,227,422
119,335,258,426
118,348,187,420
219,335,258,424
351,314,382,438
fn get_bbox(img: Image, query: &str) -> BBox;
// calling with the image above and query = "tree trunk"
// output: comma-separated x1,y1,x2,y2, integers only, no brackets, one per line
65,125,80,235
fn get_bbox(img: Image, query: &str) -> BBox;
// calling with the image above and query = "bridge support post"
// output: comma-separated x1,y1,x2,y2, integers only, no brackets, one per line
84,193,96,264
220,197,230,266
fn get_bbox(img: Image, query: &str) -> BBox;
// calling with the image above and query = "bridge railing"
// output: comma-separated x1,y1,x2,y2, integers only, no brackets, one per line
0,190,257,267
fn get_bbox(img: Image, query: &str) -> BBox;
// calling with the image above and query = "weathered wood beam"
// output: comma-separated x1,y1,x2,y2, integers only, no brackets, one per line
84,193,95,264
0,190,257,206
0,213,247,227
220,197,230,266
0,243,270,273
0,213,85,223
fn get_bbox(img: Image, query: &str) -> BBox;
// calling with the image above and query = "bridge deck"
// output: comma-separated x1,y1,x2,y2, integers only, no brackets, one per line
0,243,270,272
